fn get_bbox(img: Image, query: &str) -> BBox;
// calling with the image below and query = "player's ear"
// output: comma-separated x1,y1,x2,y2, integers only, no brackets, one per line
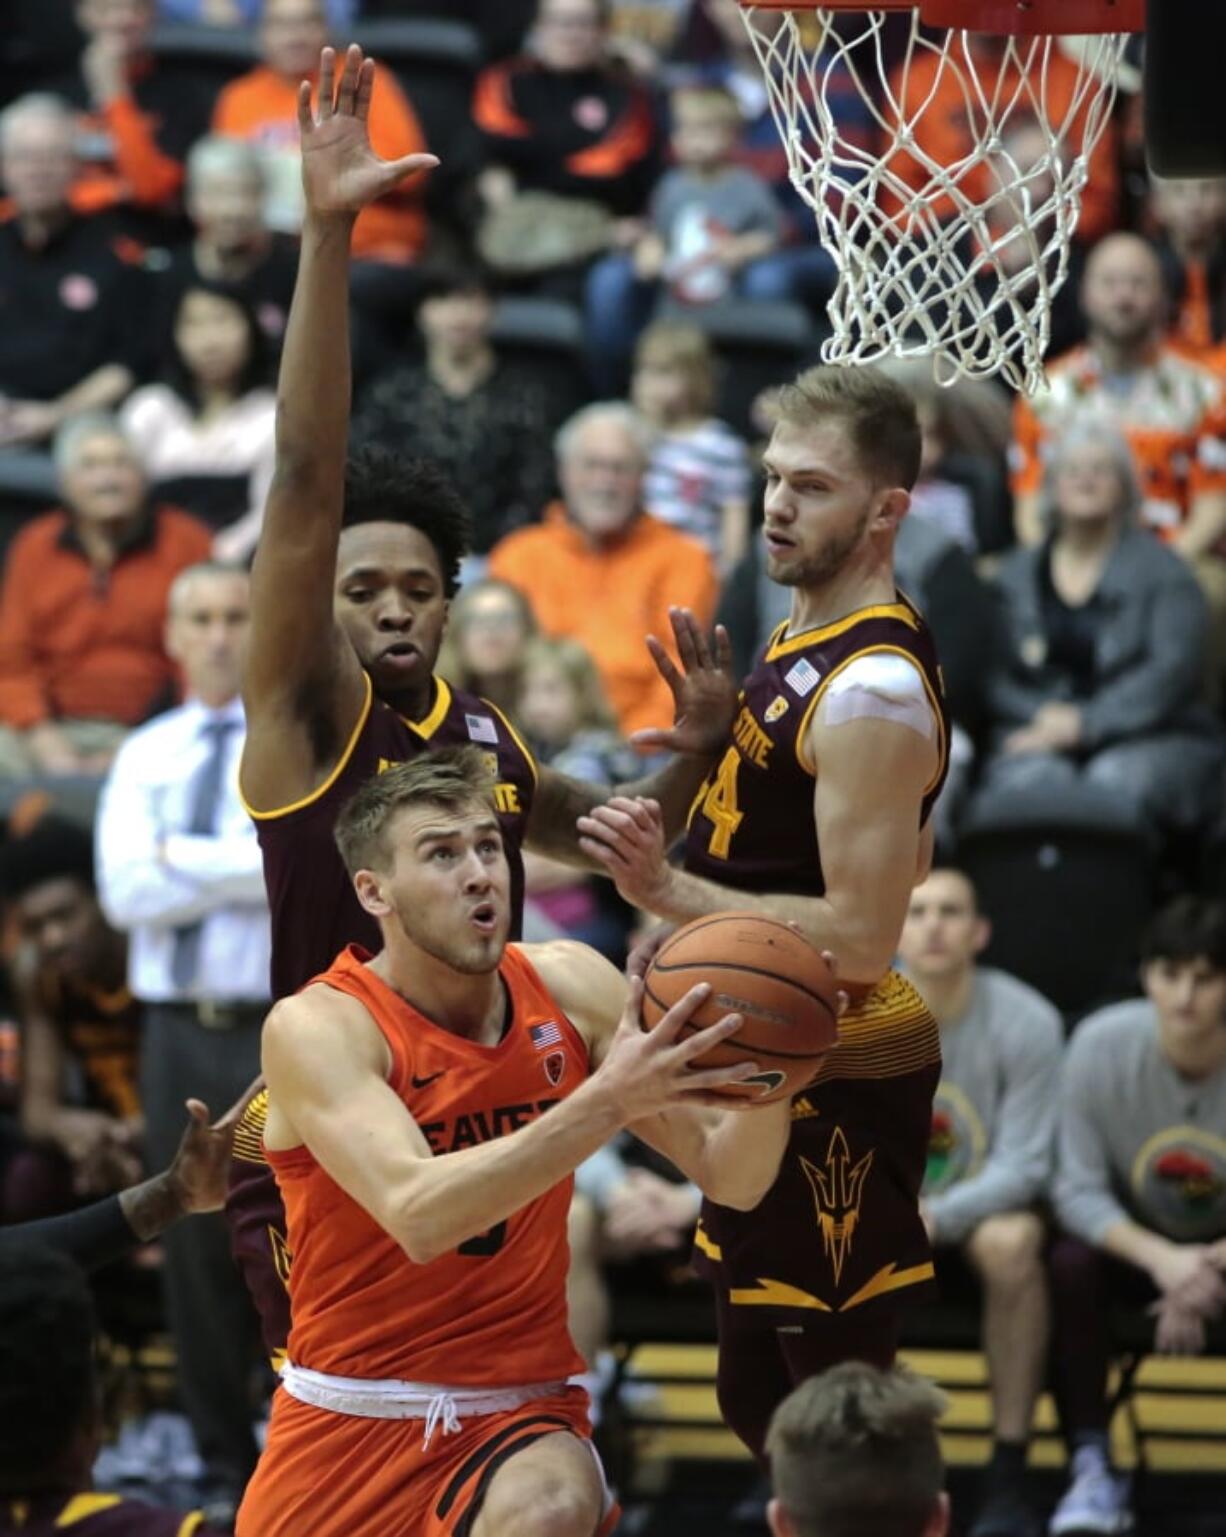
874,485,910,532
974,915,991,956
353,867,393,919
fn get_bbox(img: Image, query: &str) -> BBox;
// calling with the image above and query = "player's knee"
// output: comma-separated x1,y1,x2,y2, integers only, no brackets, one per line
967,1211,1045,1285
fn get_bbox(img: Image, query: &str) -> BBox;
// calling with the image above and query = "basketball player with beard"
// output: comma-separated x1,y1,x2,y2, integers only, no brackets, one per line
578,365,948,1464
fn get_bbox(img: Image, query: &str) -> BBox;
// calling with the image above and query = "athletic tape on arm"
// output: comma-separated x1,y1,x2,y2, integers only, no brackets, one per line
819,653,936,741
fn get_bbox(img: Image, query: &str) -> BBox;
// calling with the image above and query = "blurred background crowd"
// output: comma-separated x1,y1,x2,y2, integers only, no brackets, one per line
2,3,1226,1535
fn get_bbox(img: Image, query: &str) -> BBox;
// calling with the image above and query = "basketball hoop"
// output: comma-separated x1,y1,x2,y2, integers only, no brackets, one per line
736,0,1146,393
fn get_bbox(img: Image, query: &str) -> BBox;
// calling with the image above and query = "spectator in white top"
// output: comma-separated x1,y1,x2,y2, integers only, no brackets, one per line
95,561,268,1522
631,320,752,571
120,281,276,564
898,869,1064,1537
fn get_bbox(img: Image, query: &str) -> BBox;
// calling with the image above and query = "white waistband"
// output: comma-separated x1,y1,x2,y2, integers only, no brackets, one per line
280,1363,572,1448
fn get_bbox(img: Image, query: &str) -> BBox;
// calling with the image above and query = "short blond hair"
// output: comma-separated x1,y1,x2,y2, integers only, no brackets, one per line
334,747,497,876
520,635,616,734
634,321,717,417
766,1363,947,1537
775,365,922,491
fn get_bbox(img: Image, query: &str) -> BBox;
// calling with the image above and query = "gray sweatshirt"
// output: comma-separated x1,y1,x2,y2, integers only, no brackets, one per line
1054,1000,1226,1245
916,967,1064,1245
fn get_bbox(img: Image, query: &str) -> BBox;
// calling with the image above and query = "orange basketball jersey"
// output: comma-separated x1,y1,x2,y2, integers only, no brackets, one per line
267,944,589,1388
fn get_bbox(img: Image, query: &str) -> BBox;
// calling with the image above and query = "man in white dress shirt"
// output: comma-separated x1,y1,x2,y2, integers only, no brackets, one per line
96,560,269,1523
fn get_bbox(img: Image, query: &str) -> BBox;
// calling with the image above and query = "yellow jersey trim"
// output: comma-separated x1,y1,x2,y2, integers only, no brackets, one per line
55,1494,122,1527
241,671,375,822
840,1260,936,1310
694,1224,722,1261
484,698,540,786
399,675,451,741
794,643,946,791
271,1346,288,1373
765,601,919,662
177,1516,206,1537
728,1260,934,1314
729,1277,833,1311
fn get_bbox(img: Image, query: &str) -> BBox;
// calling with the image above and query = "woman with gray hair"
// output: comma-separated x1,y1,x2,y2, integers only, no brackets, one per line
979,418,1225,837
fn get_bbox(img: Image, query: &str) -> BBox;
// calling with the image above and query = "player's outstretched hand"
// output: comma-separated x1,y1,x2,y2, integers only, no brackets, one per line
298,44,438,218
166,1077,263,1215
578,795,670,912
598,976,757,1120
633,607,736,757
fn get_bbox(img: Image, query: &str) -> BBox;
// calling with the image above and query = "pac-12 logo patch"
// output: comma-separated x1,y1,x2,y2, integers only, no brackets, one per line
784,658,820,697
764,694,789,723
543,1050,566,1088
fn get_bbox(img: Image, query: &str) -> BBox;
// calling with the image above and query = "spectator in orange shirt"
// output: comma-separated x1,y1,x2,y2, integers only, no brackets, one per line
212,0,429,266
1012,236,1226,553
1012,234,1226,684
1149,175,1226,368
880,35,1120,246
487,402,718,739
49,0,213,224
0,413,212,780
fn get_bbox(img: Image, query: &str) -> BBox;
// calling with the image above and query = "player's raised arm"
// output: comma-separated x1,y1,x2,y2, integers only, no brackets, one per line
262,969,757,1265
578,691,937,992
527,941,794,1211
241,45,437,813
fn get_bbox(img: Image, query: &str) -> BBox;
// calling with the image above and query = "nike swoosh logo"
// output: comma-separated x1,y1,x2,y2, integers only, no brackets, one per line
411,1071,445,1089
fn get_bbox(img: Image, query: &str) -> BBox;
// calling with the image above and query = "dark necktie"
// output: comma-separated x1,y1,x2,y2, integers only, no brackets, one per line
171,719,236,993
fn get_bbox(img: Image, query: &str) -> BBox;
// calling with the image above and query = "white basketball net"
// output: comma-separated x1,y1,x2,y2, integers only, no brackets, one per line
739,7,1131,393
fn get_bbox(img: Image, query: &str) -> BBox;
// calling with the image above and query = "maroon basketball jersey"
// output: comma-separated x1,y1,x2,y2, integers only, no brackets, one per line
0,1492,213,1535
685,598,946,1319
227,670,538,1357
685,596,948,893
249,671,537,1000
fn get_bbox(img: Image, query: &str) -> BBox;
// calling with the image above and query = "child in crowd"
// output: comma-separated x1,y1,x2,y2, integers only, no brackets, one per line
517,636,639,959
436,579,537,720
631,321,752,571
586,82,790,390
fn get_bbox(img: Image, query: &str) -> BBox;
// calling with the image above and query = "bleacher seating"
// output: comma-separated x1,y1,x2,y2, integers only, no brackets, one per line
956,784,1156,1018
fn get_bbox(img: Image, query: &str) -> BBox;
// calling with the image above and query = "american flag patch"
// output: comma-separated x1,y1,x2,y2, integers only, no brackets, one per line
465,713,499,745
529,1020,564,1050
784,657,820,697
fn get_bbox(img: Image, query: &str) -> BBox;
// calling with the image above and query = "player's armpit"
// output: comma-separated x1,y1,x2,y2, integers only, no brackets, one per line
808,707,938,987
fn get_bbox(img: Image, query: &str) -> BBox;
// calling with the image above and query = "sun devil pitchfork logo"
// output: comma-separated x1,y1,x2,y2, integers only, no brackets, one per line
800,1126,874,1285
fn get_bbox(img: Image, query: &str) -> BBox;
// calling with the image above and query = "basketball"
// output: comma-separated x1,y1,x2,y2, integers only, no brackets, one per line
641,914,839,1104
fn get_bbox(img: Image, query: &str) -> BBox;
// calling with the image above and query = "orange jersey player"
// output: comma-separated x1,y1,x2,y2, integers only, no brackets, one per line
236,746,812,1537
227,40,739,1365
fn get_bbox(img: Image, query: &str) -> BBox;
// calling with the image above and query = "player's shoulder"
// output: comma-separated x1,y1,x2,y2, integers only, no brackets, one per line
514,940,622,1037
814,648,938,748
977,967,1064,1044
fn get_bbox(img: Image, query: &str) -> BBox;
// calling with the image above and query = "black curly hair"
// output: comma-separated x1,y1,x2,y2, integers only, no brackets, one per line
0,815,95,905
341,445,471,599
0,1243,98,1493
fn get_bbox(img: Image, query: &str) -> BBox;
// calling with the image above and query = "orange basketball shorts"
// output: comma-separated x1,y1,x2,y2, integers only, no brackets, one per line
236,1384,617,1537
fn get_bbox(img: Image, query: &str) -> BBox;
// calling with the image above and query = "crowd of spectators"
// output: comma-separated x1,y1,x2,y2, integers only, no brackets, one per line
2,2,1226,1534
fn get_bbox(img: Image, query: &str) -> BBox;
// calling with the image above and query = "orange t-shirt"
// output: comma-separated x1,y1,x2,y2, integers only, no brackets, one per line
212,65,428,262
487,506,718,738
879,44,1119,243
0,506,212,729
1010,343,1226,536
268,944,588,1386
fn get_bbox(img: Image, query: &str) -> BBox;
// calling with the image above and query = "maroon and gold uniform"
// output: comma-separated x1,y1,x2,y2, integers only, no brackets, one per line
35,975,140,1122
226,672,538,1357
684,597,948,1459
1,1492,212,1536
